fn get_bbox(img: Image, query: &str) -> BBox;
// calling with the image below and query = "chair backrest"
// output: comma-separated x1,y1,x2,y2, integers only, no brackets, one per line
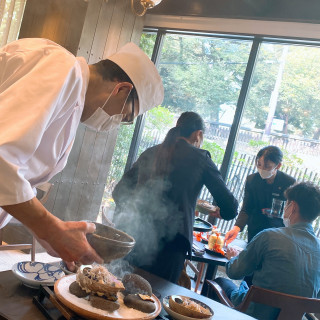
239,286,320,320
206,279,235,308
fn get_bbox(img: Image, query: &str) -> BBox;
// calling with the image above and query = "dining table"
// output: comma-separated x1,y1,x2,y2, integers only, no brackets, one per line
0,267,256,320
189,236,247,296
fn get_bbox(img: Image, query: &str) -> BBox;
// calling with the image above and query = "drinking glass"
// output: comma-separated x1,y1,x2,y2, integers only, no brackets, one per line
271,198,285,218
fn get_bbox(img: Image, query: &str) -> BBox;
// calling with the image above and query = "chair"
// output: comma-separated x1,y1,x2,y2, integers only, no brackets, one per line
207,280,320,320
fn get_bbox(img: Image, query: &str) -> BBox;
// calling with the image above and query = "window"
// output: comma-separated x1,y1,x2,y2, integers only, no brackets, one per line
101,30,320,238
0,0,26,47
101,31,253,221
229,42,320,237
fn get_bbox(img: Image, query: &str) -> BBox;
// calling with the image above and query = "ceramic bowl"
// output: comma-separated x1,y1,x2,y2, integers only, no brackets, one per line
86,222,135,263
163,296,213,320
12,261,65,289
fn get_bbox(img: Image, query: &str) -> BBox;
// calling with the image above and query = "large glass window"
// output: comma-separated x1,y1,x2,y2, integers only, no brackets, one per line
101,32,253,220
101,30,320,239
138,34,253,161
228,42,320,237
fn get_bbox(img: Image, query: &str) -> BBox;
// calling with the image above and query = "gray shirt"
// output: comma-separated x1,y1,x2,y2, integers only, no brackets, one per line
226,223,320,319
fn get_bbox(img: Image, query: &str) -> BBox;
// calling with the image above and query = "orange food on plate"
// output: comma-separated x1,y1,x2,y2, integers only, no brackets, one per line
194,232,203,242
208,232,225,255
212,243,225,256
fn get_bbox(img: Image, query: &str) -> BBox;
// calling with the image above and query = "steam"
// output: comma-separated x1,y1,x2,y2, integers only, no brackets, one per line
112,176,184,269
104,259,134,279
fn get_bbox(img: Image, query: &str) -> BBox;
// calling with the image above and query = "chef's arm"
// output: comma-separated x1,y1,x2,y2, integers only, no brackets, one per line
2,198,103,264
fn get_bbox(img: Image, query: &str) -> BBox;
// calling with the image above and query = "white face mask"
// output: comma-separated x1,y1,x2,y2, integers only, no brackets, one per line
283,202,293,227
83,86,129,132
258,167,276,180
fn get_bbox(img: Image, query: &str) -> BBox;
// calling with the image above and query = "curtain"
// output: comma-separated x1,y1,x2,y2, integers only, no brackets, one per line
0,0,26,47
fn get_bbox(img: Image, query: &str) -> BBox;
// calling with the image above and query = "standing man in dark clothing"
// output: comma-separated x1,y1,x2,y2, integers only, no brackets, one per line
225,146,296,245
113,112,238,283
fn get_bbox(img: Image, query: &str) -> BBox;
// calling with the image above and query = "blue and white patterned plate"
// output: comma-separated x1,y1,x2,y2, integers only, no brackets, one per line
12,261,65,289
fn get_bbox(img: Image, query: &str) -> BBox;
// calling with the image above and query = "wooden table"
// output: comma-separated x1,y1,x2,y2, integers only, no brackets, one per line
189,237,247,296
0,269,256,320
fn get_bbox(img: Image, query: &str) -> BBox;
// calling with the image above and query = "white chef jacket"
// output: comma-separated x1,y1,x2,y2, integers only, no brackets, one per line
0,38,89,227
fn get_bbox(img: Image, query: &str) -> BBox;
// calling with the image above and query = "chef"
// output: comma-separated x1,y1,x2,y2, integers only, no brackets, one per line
0,38,164,265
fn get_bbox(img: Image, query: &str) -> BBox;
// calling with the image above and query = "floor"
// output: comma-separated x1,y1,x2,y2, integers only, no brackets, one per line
187,262,240,294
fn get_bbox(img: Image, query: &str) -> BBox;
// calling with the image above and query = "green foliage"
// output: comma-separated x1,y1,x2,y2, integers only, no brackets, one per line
281,149,304,167
247,139,303,167
155,34,320,139
202,140,225,165
245,44,320,138
158,34,251,122
248,139,269,148
139,32,157,58
141,31,320,139
145,106,175,131
106,124,135,187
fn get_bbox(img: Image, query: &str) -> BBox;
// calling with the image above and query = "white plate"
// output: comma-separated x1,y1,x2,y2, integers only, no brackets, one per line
12,261,65,289
162,296,213,320
54,274,161,319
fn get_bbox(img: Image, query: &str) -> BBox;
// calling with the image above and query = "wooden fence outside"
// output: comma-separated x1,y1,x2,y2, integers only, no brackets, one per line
207,124,320,157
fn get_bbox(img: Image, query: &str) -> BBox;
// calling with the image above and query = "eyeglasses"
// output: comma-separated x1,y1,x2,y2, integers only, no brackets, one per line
121,92,136,125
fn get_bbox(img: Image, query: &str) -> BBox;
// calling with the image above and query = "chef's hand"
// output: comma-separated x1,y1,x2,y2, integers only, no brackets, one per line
3,197,103,265
33,230,98,270
44,220,103,265
224,226,240,246
64,261,77,272
225,247,241,260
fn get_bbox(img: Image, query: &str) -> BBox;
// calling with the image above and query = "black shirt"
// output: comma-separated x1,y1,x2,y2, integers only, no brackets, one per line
113,139,238,252
235,170,296,242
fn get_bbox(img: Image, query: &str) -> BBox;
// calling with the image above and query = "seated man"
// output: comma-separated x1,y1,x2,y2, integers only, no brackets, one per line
214,182,320,320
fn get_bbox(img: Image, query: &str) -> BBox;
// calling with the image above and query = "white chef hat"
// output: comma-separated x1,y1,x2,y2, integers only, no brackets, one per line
107,42,164,115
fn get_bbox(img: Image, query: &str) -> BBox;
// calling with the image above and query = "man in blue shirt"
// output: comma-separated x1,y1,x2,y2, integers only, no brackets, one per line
215,182,320,320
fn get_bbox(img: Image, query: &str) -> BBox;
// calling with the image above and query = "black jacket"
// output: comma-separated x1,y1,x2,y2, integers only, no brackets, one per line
113,139,238,252
235,171,296,242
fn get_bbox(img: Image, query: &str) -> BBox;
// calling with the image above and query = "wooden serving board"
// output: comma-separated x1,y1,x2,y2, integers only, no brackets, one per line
54,275,161,320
